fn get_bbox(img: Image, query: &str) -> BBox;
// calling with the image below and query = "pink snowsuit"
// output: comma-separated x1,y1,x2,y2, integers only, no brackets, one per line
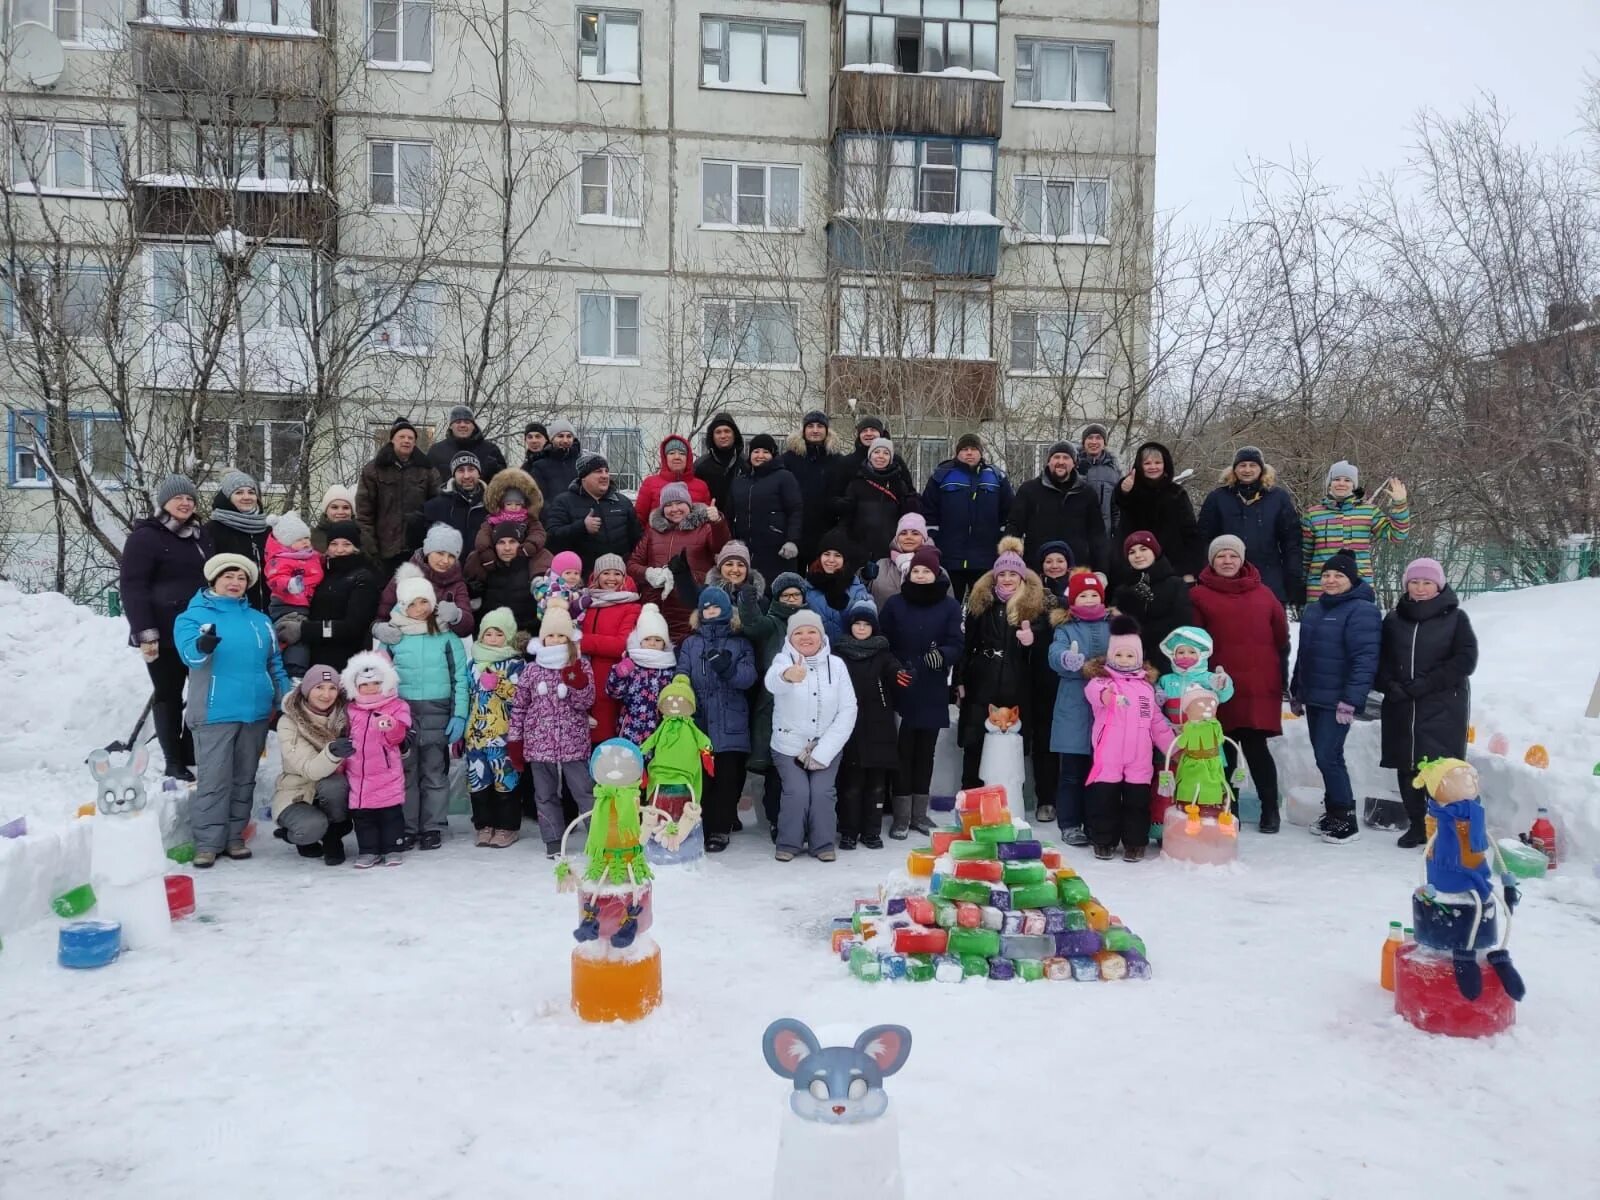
1084,668,1175,785
344,695,412,809
510,657,596,763
265,533,325,608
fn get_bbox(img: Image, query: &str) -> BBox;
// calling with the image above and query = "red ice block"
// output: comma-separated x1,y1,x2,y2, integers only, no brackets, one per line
1393,944,1515,1038
956,785,1009,825
905,897,936,926
955,902,982,928
164,874,195,920
954,859,1003,882
894,927,949,955
1040,848,1063,870
930,829,964,855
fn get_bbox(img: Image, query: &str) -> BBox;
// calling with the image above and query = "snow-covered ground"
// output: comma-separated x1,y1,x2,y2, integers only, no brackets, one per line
2,580,1599,1197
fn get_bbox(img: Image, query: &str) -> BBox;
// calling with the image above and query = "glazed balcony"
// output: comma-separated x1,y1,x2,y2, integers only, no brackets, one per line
828,216,1000,278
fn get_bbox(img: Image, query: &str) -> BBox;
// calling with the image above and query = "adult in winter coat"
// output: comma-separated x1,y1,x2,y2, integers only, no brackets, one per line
528,419,582,505
1197,447,1304,605
780,411,843,566
419,453,489,553
309,484,356,554
695,412,745,511
1290,551,1382,843
634,433,712,521
356,418,440,569
1188,534,1291,833
626,484,730,644
376,524,476,638
1077,423,1121,538
1110,531,1194,674
471,466,552,571
863,513,937,611
838,438,920,562
1005,441,1108,574
766,609,858,861
729,433,802,585
801,528,873,643
1113,441,1202,582
468,523,539,633
1375,557,1478,848
120,473,212,780
544,454,643,569
1301,461,1411,603
204,468,270,611
271,666,353,865
833,598,901,849
827,415,914,502
174,553,291,867
296,520,382,673
578,554,642,743
520,421,548,473
680,586,759,850
425,405,506,485
920,433,1014,601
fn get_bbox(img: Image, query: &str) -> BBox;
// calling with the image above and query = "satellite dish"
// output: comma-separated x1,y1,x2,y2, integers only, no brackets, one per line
333,262,366,293
11,22,65,90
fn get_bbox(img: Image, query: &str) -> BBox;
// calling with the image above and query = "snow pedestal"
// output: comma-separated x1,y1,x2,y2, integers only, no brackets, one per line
1159,805,1239,865
571,936,662,1023
1393,943,1515,1038
644,785,704,866
90,812,171,950
1285,786,1323,827
772,1107,904,1200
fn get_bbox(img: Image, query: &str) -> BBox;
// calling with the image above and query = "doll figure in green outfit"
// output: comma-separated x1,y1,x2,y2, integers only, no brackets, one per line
639,674,713,852
1158,685,1246,835
556,738,665,950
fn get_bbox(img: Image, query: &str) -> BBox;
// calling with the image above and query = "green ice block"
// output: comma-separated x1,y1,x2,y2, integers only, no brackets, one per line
960,955,990,978
1060,907,1089,932
1016,958,1046,981
1010,881,1059,909
1497,837,1548,879
939,878,995,903
848,944,882,981
50,883,96,918
946,927,1001,958
166,842,195,865
905,954,936,982
949,840,996,861
931,898,958,928
1003,860,1048,885
1058,876,1093,905
1103,928,1145,955
970,822,1018,845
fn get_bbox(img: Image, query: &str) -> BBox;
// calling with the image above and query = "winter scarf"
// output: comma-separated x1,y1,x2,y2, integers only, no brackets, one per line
807,566,852,609
389,607,434,635
533,642,572,669
210,502,269,535
352,688,395,709
833,633,891,662
159,512,204,539
472,638,518,666
585,588,638,609
627,645,676,670
1072,600,1108,622
995,578,1019,601
579,785,655,887
641,715,713,803
900,576,951,607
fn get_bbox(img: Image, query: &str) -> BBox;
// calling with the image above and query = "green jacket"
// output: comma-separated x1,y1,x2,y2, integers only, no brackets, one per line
641,715,712,803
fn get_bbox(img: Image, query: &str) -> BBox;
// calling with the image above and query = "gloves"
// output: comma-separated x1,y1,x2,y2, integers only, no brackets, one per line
860,559,880,582
287,575,305,596
139,640,161,663
1157,770,1175,798
435,599,461,628
923,647,944,672
372,622,402,645
614,657,635,678
274,614,303,645
556,682,569,699
1211,669,1229,691
445,716,466,743
1335,702,1356,725
1289,698,1305,717
195,625,221,654
737,584,760,608
478,669,499,691
645,566,672,590
507,740,526,771
895,670,912,688
1059,641,1085,673
1015,623,1034,647
779,542,797,560
1503,881,1521,913
400,730,417,755
328,737,355,760
708,648,734,678
536,681,550,696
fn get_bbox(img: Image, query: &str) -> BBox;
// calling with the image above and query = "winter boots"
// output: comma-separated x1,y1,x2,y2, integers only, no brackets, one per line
575,903,601,943
909,794,934,836
1320,810,1361,844
1257,800,1281,835
1396,824,1428,849
888,795,912,840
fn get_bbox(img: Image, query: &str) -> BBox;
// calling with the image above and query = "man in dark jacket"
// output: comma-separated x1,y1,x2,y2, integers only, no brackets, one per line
356,417,440,571
729,433,802,585
1197,446,1304,605
544,453,643,569
530,418,581,503
419,452,488,551
1077,423,1121,538
695,412,745,511
1004,441,1107,573
520,421,548,473
780,410,842,565
920,432,1013,601
425,405,506,485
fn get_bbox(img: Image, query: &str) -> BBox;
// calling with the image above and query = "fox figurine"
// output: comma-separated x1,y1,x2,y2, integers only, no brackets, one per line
977,705,1027,810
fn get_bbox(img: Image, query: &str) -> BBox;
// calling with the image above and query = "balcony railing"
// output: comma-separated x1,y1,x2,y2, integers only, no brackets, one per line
826,354,998,423
132,178,335,245
133,23,328,101
831,68,1004,139
828,215,1001,278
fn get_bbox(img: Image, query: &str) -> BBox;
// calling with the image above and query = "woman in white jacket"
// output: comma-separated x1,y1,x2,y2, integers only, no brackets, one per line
765,609,858,862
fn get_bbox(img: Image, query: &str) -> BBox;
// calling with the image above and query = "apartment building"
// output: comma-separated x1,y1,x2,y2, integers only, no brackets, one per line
1,0,1156,572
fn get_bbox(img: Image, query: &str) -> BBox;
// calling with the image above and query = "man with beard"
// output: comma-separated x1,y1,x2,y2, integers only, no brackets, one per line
425,405,506,485
695,412,745,511
779,409,841,565
1004,441,1107,573
530,418,582,504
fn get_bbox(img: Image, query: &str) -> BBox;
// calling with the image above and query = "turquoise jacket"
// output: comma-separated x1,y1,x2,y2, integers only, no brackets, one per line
174,588,289,725
390,630,470,720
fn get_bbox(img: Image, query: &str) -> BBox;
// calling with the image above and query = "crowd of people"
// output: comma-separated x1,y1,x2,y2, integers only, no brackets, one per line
121,407,1461,870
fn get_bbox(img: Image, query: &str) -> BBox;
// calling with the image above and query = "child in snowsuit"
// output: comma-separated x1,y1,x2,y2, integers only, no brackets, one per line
833,598,900,851
339,650,413,868
678,585,757,851
511,598,596,856
265,511,324,677
472,466,553,572
1156,626,1234,725
1048,571,1111,846
1301,461,1410,603
466,606,524,848
371,564,469,850
1111,530,1193,673
532,550,588,625
1084,615,1175,861
606,603,677,745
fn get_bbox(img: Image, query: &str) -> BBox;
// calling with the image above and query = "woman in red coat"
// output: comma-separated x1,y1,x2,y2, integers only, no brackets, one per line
579,554,642,743
626,482,729,644
1188,533,1290,833
633,433,712,521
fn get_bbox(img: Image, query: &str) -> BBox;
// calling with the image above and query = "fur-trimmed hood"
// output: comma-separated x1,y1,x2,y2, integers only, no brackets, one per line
785,429,843,456
1219,463,1279,489
340,650,401,698
648,501,714,532
484,467,544,518
966,568,1048,626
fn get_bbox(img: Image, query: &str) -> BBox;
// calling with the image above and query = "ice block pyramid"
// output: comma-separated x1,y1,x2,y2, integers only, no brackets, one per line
828,784,1151,985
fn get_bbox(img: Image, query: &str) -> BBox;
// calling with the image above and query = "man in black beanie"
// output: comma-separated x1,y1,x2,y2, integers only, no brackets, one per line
1004,439,1106,573
781,409,842,564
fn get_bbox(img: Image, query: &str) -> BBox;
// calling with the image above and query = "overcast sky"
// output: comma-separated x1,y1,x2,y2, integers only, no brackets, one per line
1156,0,1599,227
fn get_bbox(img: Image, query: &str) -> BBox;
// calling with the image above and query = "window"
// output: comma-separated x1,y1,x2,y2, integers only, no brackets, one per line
145,123,318,187
368,0,432,67
701,160,800,230
368,139,431,210
142,0,313,26
837,280,989,360
838,134,994,217
841,0,997,75
903,436,952,483
367,280,437,353
10,123,122,196
2,267,112,339
149,246,311,333
573,426,644,490
999,440,1053,479
1013,176,1109,241
701,16,803,93
577,292,639,363
9,410,126,487
1009,309,1104,376
703,298,799,368
199,418,304,490
577,8,639,81
1015,38,1111,107
13,0,121,46
578,153,640,224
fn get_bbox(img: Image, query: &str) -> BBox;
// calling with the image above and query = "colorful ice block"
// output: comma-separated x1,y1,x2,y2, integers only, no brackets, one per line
831,928,855,954
979,906,1004,931
1068,955,1100,981
1041,906,1068,934
1094,950,1128,981
970,822,1018,845
1059,907,1089,932
960,955,990,978
996,840,1043,861
1010,881,1059,909
1056,930,1102,957
1103,928,1145,956
1040,847,1063,869
1044,956,1073,981
939,878,993,903
1000,933,1055,960
886,896,907,916
1016,958,1046,982
838,937,862,962
932,898,958,929
905,897,936,926
949,839,994,861
906,848,936,877
1078,900,1110,931
930,828,963,855
1058,876,1093,905
934,954,964,983
1021,910,1046,936
1002,860,1048,886
955,902,982,928
848,945,882,981
987,956,1016,981
956,784,1010,825
906,954,937,982
987,886,1012,912
954,859,1004,882
946,927,1001,958
894,927,949,955
960,810,985,832
1002,911,1024,935
1121,950,1153,980
882,954,908,980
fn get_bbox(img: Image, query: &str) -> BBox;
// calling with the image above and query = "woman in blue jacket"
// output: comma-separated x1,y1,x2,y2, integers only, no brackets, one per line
174,553,291,868
1290,551,1381,845
680,586,758,852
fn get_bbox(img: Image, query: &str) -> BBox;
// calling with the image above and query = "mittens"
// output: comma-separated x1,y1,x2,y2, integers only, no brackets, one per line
1335,701,1356,725
1157,770,1176,798
708,648,734,678
895,670,912,688
328,737,355,760
287,575,305,596
556,682,569,699
195,627,221,654
779,542,797,560
435,600,462,628
645,566,672,590
1015,623,1034,647
477,669,499,691
445,716,466,744
536,681,550,696
372,622,402,645
860,559,879,581
614,657,636,678
1059,641,1085,672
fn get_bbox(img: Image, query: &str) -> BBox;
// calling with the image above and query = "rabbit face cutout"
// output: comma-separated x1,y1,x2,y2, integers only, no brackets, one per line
762,1019,912,1125
88,748,149,816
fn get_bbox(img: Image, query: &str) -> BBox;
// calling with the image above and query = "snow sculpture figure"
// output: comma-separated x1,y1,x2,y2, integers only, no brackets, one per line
87,748,172,949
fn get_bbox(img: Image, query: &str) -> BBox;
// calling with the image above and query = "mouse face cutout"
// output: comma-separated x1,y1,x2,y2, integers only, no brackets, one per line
88,748,149,815
762,1019,912,1125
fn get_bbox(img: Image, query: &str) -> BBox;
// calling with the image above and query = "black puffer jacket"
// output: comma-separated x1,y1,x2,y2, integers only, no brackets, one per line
729,458,802,585
544,476,643,569
833,635,902,771
694,413,745,511
955,572,1051,751
419,483,487,551
299,552,382,672
529,437,582,506
425,423,506,485
1376,588,1478,770
1110,554,1194,673
1112,441,1202,580
118,514,212,646
1005,469,1108,573
204,493,269,611
780,429,843,564
478,550,538,633
838,460,919,562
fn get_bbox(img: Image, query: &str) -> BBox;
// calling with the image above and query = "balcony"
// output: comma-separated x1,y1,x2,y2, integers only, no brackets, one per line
132,178,335,245
826,354,997,423
831,68,1003,139
828,215,1001,278
132,23,328,101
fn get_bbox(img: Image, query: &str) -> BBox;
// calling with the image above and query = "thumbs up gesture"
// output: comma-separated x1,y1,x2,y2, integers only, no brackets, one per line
1060,640,1085,672
1015,623,1034,647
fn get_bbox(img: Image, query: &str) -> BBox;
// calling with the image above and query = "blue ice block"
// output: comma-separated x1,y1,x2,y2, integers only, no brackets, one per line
58,920,120,969
996,840,1042,860
987,956,1016,981
1041,906,1067,934
1068,955,1100,981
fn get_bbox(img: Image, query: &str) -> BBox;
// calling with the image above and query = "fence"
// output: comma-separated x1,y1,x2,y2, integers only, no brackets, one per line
1370,542,1598,603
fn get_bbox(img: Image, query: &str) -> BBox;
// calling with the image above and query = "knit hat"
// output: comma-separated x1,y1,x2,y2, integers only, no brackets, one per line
493,521,528,545
895,512,929,541
575,452,609,481
297,664,340,699
1327,460,1359,490
697,585,730,624
270,511,311,546
156,473,197,509
1106,614,1143,664
389,417,417,439
816,526,855,563
956,432,983,454
448,405,475,424
525,420,548,437
658,673,696,715
855,416,886,436
1080,423,1108,442
910,544,942,574
1160,625,1213,661
1123,530,1162,558
539,597,575,640
1208,534,1246,563
658,482,692,510
633,603,671,647
1322,550,1362,589
866,438,895,463
501,487,528,508
450,451,481,475
548,418,576,438
1067,572,1105,606
1038,539,1075,568
662,435,690,458
1046,440,1077,463
325,519,363,548
394,563,436,611
1403,557,1446,588
803,410,830,428
1233,446,1264,468
422,523,462,557
845,598,879,632
593,552,627,577
479,606,518,643
218,469,257,500
716,541,750,568
1180,683,1218,714
203,552,258,586
992,536,1027,577
318,484,355,515
551,550,583,576
748,433,779,457
787,608,825,637
771,572,807,599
